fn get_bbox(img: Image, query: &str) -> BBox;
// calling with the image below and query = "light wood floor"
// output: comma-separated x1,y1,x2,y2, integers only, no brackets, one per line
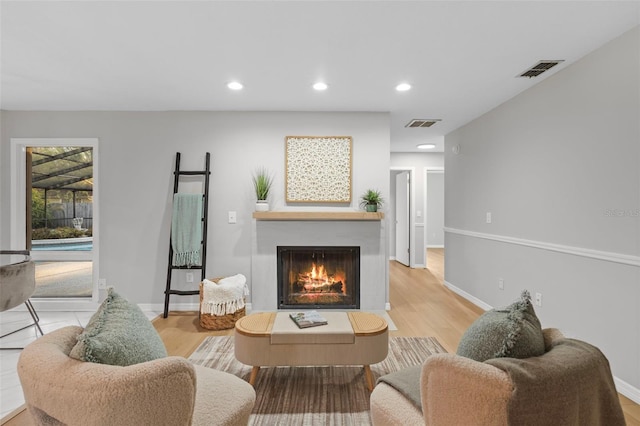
3,248,639,425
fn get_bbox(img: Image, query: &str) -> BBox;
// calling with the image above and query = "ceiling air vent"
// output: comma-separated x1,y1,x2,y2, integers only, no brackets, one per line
518,60,564,78
405,119,441,128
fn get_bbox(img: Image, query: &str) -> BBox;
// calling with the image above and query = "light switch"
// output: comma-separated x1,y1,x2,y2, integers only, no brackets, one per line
228,211,237,224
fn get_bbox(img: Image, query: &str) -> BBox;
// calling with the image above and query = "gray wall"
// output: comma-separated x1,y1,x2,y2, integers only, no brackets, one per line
389,153,444,266
445,27,639,393
0,111,391,306
426,171,444,247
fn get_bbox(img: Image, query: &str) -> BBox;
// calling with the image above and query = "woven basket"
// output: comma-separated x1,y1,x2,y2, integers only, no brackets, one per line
199,279,246,330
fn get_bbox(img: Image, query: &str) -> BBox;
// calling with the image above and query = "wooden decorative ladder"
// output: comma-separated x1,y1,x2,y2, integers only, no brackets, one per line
163,152,210,318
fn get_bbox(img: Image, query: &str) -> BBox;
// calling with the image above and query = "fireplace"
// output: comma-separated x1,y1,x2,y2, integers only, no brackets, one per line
277,246,360,309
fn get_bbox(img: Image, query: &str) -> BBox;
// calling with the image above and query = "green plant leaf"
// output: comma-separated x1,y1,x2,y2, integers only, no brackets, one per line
252,168,273,201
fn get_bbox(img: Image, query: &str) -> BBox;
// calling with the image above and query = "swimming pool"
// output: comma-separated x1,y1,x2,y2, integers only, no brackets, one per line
32,237,93,251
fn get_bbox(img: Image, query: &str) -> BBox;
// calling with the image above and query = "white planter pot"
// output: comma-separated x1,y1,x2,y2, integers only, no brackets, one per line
255,201,269,212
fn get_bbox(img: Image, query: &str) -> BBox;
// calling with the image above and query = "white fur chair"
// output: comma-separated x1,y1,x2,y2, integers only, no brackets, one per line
18,326,256,426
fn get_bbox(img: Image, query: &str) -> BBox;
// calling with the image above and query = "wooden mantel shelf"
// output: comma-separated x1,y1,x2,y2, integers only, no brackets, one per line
253,211,384,221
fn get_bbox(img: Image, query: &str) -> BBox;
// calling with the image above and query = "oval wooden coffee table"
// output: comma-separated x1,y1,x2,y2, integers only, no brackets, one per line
234,311,388,391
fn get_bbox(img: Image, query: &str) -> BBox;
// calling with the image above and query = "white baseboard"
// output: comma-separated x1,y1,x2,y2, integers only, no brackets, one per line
389,256,396,261
138,302,256,314
443,280,493,311
138,303,199,312
414,263,426,268
27,299,100,312
614,377,640,404
427,245,444,248
385,302,391,311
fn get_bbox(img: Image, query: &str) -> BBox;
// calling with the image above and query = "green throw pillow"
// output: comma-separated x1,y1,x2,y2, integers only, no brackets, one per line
69,287,167,366
456,290,545,362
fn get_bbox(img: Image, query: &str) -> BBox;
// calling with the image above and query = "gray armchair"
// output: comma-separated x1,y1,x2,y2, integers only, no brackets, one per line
1,250,43,349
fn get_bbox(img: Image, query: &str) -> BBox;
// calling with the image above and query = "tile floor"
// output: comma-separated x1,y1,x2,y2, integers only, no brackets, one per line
0,308,160,419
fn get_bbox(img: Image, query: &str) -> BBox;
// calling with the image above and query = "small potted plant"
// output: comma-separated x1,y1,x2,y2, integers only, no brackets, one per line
252,168,273,211
360,189,383,212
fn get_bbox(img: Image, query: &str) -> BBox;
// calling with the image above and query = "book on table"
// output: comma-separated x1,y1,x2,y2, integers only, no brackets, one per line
289,311,328,328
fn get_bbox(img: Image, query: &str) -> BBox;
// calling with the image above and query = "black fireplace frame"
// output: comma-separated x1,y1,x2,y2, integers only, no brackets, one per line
277,246,360,310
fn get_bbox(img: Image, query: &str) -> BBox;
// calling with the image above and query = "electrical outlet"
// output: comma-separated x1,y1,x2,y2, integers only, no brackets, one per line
98,279,107,289
498,278,504,290
228,211,237,224
186,272,194,283
535,292,543,307
486,212,492,223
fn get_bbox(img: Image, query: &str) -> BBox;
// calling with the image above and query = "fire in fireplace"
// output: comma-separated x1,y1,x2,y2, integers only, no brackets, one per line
277,246,360,309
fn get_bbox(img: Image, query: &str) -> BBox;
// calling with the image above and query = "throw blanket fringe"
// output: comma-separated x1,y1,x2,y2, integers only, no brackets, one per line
171,193,203,267
201,274,249,316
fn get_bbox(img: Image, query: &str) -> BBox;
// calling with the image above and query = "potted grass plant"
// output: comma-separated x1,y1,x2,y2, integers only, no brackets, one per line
360,189,383,212
252,168,273,211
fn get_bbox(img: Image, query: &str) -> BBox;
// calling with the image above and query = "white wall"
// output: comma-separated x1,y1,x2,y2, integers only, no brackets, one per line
389,153,444,266
445,27,640,398
0,111,391,307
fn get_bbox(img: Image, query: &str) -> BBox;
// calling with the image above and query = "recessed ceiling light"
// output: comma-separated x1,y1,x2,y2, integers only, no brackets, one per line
227,81,243,90
313,82,328,91
396,83,411,92
417,144,436,150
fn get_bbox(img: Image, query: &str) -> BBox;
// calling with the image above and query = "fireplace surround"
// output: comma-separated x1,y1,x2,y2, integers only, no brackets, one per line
277,246,360,309
250,217,387,312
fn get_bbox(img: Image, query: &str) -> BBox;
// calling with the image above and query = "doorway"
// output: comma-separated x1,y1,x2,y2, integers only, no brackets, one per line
10,138,100,308
389,167,415,267
424,167,444,270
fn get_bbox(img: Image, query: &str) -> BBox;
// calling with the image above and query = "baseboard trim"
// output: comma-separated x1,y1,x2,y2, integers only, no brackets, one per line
444,227,640,267
138,303,199,312
427,245,444,248
23,299,100,312
443,280,492,311
0,404,27,425
138,302,256,314
385,302,391,311
614,377,640,405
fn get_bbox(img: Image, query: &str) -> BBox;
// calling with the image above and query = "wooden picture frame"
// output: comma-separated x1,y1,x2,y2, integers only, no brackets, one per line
285,136,352,203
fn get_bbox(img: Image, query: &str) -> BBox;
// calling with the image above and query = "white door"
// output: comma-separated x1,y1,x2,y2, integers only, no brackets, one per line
395,171,410,266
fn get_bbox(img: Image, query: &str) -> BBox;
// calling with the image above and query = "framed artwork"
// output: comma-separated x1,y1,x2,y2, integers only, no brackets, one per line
285,136,352,203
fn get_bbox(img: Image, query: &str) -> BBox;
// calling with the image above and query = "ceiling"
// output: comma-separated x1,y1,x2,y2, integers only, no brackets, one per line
1,1,639,153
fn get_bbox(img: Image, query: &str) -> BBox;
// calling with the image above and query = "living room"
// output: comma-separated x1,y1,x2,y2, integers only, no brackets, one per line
1,1,639,424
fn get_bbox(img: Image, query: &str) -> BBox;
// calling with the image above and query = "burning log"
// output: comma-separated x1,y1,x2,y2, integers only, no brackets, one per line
295,280,344,294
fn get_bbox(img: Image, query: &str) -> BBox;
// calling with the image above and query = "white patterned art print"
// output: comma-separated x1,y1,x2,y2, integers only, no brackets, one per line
285,136,352,203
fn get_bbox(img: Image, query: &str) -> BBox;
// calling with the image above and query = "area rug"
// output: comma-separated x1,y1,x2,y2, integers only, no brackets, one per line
188,336,446,425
